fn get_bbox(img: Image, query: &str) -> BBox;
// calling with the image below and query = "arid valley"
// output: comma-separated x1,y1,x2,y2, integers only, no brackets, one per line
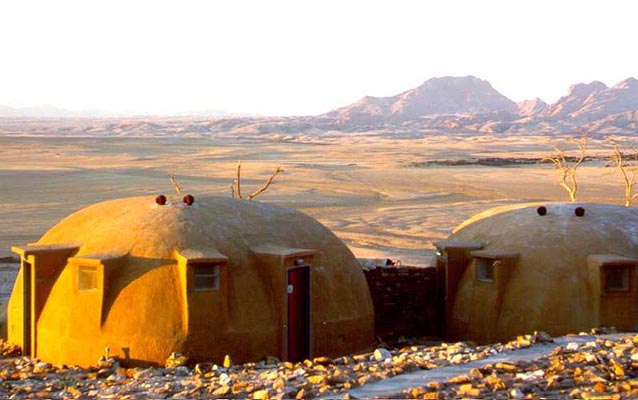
0,120,630,266
4,75,638,265
3,1,638,397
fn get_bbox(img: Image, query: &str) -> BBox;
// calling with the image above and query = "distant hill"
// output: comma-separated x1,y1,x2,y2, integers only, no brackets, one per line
1,76,636,137
540,78,638,121
320,76,638,135
325,76,518,123
517,98,549,117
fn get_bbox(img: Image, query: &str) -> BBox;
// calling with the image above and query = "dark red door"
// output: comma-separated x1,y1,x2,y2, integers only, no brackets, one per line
23,261,32,357
287,266,310,362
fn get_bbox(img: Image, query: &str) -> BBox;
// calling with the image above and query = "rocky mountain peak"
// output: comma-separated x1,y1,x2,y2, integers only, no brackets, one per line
415,75,492,92
390,76,518,117
566,81,607,98
613,77,638,90
517,98,549,117
326,76,518,123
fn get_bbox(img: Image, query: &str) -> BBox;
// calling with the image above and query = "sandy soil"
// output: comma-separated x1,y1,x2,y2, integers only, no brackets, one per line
0,132,627,265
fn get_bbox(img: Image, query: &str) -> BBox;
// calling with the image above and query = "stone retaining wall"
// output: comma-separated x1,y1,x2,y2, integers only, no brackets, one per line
363,266,441,342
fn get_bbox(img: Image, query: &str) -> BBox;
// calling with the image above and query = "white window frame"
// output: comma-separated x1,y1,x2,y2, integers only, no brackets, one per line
193,263,220,291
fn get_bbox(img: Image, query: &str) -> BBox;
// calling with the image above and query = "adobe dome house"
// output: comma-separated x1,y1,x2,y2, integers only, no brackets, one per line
434,202,638,344
7,196,374,367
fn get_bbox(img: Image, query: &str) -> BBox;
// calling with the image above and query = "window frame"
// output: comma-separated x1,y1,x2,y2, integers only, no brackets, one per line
470,249,519,286
475,257,497,283
77,265,98,291
192,263,221,292
603,265,632,293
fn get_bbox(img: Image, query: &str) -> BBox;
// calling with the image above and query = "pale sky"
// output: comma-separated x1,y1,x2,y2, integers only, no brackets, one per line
1,0,636,116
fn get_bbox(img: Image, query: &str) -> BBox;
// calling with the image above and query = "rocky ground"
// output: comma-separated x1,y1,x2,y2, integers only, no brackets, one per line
1,330,637,399
401,332,638,399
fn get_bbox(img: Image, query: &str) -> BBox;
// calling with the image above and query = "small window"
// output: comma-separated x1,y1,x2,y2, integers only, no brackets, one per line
78,266,98,290
193,264,220,291
604,267,631,292
476,258,497,283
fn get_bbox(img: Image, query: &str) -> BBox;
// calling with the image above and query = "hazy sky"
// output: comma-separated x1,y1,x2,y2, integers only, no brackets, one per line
1,1,636,116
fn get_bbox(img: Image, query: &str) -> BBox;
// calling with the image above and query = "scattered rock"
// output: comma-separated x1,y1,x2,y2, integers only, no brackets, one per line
223,354,232,368
534,331,554,343
0,340,21,357
165,352,188,368
2,331,638,399
32,362,51,374
373,348,392,362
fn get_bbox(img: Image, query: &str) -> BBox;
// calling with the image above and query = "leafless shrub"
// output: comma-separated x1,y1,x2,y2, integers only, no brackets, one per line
230,162,285,201
542,131,588,202
608,139,638,207
170,173,184,197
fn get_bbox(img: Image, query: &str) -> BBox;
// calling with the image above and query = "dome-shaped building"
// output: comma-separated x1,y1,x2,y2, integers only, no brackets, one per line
8,196,374,367
434,202,638,344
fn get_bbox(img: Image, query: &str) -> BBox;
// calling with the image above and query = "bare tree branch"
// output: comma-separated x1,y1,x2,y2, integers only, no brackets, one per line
170,174,184,197
247,167,285,201
542,131,588,202
609,139,638,207
236,161,242,199
229,162,285,201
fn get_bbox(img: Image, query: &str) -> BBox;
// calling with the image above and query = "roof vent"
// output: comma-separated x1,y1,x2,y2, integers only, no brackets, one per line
183,194,195,206
575,206,585,217
156,194,167,206
536,206,547,216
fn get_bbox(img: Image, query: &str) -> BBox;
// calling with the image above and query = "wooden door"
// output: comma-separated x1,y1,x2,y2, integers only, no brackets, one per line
287,266,310,362
22,261,32,356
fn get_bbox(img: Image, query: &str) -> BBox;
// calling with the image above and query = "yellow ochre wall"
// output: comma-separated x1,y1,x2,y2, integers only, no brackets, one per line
440,203,638,344
8,196,374,367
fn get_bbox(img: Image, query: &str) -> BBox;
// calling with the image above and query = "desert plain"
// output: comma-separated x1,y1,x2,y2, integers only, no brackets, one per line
0,118,630,266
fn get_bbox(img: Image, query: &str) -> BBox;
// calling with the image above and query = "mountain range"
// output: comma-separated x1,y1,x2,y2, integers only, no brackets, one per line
322,76,638,134
325,76,518,124
1,76,636,136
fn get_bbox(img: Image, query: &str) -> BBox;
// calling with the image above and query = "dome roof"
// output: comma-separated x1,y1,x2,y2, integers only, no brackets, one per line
37,196,343,261
451,202,638,257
